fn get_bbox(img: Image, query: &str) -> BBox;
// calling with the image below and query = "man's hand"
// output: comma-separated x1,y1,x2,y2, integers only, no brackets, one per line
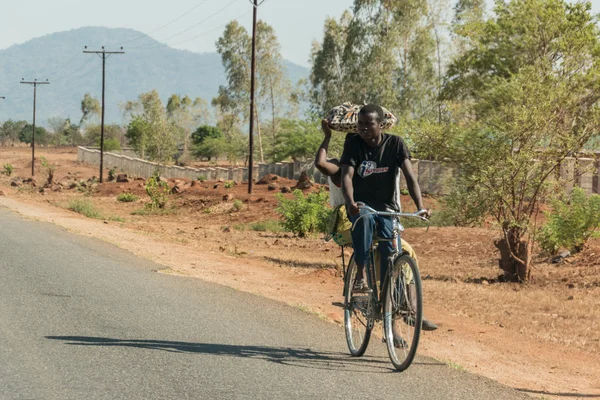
348,202,360,216
321,119,332,137
418,208,432,219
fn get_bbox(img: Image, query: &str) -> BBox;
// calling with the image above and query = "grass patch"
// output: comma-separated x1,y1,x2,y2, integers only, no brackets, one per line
401,209,455,228
131,207,178,216
68,199,125,222
68,199,103,219
231,199,244,212
249,220,286,232
117,193,139,203
447,361,465,372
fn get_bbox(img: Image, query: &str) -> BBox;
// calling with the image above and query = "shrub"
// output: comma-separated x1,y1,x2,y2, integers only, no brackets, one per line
276,189,331,237
2,163,14,176
108,167,117,181
224,180,235,189
102,138,121,152
538,187,600,254
117,192,139,203
145,176,169,209
40,156,55,187
198,175,207,181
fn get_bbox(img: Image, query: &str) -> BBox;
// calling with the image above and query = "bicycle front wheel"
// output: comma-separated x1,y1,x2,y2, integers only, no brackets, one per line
344,254,372,356
383,254,422,371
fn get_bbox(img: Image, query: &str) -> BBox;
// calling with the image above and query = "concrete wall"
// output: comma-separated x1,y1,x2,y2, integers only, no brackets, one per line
77,147,600,195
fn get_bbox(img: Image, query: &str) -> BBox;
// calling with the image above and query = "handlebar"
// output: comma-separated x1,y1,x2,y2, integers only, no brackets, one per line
350,203,430,232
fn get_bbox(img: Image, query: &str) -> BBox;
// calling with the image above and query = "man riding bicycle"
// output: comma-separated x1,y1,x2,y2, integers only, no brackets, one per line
316,105,437,331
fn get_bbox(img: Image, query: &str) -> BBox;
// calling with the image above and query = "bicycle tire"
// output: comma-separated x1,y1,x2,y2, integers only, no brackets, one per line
383,254,422,371
344,254,372,357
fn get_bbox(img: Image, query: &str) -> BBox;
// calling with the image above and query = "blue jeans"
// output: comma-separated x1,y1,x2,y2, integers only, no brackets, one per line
349,211,395,289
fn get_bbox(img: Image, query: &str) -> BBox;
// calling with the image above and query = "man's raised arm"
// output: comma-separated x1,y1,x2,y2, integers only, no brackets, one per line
342,164,360,216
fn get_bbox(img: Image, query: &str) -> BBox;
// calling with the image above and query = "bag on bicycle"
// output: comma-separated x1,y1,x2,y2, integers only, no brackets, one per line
326,204,353,247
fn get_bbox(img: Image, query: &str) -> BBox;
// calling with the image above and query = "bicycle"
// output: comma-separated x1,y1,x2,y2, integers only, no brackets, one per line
343,204,428,371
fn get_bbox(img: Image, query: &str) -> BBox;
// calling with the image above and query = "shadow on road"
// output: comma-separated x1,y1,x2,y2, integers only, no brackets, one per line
516,388,600,398
46,336,444,373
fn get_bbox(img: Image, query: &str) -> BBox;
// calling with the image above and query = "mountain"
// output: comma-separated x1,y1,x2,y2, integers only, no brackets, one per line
0,27,309,125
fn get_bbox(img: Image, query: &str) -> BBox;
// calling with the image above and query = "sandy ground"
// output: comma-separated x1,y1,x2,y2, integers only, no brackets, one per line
1,147,599,399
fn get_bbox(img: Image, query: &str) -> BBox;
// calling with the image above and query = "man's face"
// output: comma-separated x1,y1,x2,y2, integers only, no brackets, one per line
357,112,382,146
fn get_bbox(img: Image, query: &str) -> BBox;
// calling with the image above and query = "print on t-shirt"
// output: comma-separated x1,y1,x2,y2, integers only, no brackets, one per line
357,160,389,178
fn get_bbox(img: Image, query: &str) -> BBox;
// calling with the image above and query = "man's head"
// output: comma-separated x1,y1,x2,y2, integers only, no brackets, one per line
358,104,385,146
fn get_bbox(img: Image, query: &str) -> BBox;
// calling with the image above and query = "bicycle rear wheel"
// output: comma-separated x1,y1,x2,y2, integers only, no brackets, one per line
383,254,422,371
344,255,372,356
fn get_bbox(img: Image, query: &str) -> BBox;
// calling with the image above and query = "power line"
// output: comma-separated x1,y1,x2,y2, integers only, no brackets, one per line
118,0,216,46
45,50,83,80
155,0,239,43
52,56,96,83
129,8,252,51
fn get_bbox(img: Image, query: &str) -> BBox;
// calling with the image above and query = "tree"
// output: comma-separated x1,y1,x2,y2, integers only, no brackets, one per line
85,124,125,148
213,20,292,164
270,119,330,162
47,117,70,146
309,2,438,119
167,94,210,158
80,93,101,125
124,90,178,164
309,11,353,115
19,124,50,145
0,120,28,145
191,125,223,146
441,0,600,281
256,21,291,141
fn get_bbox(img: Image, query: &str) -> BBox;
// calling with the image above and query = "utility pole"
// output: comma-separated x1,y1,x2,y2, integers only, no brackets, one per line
247,0,267,194
83,46,125,183
20,79,50,176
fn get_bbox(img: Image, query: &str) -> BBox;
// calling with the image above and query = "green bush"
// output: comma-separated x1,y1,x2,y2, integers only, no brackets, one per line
538,187,600,254
101,138,121,152
276,189,331,237
108,167,117,181
2,163,14,176
224,180,235,189
117,192,139,203
145,176,169,209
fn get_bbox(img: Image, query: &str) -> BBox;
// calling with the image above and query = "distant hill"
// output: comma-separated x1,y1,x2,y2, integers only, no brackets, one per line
0,27,309,126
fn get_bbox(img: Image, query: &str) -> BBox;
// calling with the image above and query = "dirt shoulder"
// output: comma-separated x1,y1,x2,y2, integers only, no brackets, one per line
1,147,599,399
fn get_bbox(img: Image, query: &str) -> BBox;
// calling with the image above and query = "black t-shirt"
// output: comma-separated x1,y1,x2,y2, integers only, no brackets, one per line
340,133,410,212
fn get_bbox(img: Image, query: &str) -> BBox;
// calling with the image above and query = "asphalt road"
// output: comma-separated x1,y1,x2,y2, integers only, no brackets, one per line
0,208,531,400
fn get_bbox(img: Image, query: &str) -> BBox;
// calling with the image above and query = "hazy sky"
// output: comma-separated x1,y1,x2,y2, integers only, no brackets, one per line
1,0,599,67
0,0,355,67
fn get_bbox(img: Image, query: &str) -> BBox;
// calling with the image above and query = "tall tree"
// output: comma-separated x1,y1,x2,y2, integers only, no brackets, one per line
125,90,178,164
309,2,438,119
213,20,291,163
309,11,353,115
